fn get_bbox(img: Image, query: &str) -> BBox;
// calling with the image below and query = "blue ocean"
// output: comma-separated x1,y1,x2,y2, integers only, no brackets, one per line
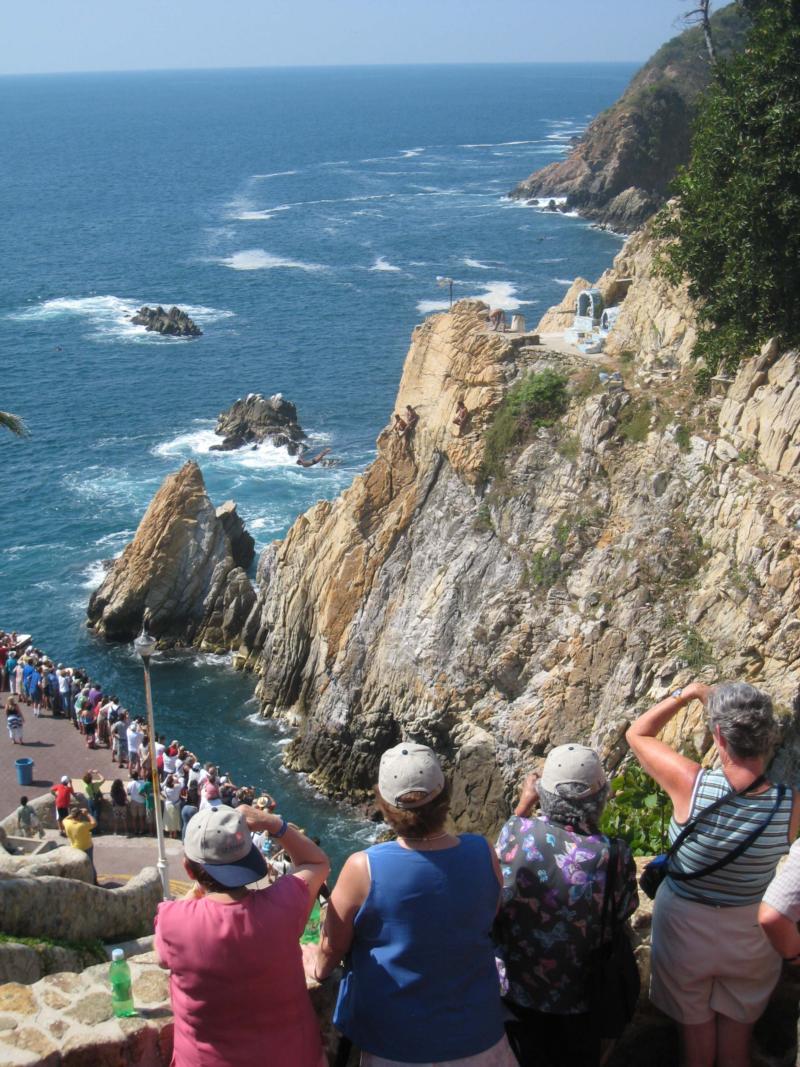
0,64,633,867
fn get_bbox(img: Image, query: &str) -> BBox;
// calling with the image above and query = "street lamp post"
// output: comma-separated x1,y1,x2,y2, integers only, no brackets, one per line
133,626,170,901
436,275,454,309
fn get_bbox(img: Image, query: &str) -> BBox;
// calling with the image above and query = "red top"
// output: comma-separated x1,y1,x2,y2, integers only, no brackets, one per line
154,875,325,1067
51,783,75,808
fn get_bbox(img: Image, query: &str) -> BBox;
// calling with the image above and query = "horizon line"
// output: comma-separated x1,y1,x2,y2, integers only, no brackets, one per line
0,58,645,79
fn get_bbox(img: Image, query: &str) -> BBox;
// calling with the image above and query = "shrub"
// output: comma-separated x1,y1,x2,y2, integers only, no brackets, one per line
674,424,691,452
525,547,562,589
600,763,670,856
656,0,800,379
482,370,569,480
556,433,580,461
618,399,652,443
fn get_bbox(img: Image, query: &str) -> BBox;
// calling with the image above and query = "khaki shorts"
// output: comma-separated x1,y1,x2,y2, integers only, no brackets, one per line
362,1035,518,1067
650,884,781,1025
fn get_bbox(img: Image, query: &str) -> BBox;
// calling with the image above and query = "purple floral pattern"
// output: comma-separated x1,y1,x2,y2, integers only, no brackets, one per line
494,815,638,1013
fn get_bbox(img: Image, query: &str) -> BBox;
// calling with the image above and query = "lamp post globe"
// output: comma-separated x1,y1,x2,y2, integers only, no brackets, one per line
134,628,157,663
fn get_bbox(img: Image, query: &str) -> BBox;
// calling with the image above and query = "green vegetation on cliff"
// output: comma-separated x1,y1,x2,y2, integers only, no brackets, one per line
659,0,800,379
482,369,569,479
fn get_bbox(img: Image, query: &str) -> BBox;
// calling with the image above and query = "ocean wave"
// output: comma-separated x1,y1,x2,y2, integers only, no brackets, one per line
460,139,543,148
235,210,275,221
369,256,402,273
252,170,299,180
93,529,134,547
220,249,325,272
81,560,109,590
9,294,233,340
554,278,575,285
153,427,300,471
463,257,492,270
417,298,451,313
401,147,425,158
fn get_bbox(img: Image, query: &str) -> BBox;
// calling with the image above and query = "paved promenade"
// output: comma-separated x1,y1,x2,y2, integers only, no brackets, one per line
1,691,189,890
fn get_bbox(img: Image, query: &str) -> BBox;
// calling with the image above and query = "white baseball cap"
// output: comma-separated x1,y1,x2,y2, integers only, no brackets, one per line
540,744,606,799
378,742,445,809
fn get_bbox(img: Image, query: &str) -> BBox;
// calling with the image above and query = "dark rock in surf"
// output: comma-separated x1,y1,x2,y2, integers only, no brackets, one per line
131,305,203,337
211,393,306,455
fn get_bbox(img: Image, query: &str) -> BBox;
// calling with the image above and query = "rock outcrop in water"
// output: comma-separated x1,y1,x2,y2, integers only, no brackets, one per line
228,237,800,834
211,393,306,454
510,7,750,231
87,461,255,649
130,305,202,337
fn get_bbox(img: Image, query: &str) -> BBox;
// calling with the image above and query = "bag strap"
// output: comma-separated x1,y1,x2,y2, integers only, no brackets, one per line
670,783,786,883
668,772,766,858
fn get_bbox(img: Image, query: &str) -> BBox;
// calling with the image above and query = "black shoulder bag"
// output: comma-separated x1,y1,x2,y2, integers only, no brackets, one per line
587,838,641,1039
640,774,784,899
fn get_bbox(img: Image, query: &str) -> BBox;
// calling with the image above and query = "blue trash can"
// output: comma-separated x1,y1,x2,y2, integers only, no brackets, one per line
15,758,34,786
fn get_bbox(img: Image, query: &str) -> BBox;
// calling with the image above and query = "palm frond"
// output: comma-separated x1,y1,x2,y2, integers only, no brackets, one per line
0,411,29,437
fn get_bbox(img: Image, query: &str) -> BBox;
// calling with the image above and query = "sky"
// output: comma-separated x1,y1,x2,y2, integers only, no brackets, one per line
0,1,708,76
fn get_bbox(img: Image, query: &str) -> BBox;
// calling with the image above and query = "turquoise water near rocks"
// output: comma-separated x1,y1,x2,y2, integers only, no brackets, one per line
0,64,633,870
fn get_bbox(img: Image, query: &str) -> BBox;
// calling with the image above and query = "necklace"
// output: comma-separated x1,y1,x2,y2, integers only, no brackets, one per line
399,831,451,843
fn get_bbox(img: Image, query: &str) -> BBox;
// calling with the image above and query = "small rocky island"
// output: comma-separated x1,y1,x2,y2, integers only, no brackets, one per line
211,392,306,454
131,305,203,337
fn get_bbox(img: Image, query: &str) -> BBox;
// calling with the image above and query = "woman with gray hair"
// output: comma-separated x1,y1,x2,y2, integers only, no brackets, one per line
627,681,800,1067
494,744,638,1067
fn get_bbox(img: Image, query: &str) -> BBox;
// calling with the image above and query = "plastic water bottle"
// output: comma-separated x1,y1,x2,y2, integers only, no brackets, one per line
109,948,136,1017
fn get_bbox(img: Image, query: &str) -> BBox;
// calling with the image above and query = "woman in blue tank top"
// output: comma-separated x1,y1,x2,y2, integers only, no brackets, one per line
628,681,800,1067
305,742,516,1066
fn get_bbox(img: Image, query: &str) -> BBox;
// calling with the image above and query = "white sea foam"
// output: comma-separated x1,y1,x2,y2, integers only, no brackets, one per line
236,210,275,221
554,278,575,285
81,560,109,590
369,256,402,273
473,281,527,310
401,147,425,158
221,249,324,272
9,294,232,340
93,529,134,547
252,170,298,180
417,298,451,313
460,139,543,148
153,426,299,471
463,257,492,270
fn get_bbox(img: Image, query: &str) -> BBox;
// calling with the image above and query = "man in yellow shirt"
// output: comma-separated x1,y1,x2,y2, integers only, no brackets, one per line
63,803,97,884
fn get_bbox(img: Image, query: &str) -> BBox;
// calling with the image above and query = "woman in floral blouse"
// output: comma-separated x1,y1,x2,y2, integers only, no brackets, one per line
494,744,638,1067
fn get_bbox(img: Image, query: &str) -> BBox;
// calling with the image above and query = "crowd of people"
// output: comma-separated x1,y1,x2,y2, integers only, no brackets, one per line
4,629,799,1067
1,632,293,882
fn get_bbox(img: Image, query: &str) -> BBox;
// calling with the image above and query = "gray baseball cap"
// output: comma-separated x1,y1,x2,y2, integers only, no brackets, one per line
540,744,606,798
183,807,267,888
378,742,445,809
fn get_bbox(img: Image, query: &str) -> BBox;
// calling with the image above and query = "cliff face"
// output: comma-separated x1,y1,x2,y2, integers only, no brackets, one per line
510,6,750,231
87,461,255,648
235,278,800,834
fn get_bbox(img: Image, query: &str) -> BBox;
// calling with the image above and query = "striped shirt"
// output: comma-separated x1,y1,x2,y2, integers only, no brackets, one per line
666,768,792,906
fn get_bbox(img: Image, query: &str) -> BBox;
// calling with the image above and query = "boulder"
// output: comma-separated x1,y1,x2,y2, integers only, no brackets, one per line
211,393,306,454
130,306,202,337
87,462,255,648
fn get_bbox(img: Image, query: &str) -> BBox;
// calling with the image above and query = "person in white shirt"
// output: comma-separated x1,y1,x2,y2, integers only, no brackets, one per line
127,773,146,835
126,721,144,775
161,774,184,839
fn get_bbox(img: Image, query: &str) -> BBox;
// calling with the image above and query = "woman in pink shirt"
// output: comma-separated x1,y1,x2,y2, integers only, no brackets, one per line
154,805,329,1067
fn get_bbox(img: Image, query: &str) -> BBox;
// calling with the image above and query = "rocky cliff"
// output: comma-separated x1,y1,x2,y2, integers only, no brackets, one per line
230,239,799,833
510,5,750,231
87,461,255,648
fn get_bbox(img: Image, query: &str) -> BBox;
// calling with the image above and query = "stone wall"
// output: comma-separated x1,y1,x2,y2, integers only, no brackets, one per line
0,868,161,943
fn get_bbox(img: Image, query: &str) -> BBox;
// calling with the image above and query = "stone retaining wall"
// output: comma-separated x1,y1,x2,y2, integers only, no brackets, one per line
0,868,161,943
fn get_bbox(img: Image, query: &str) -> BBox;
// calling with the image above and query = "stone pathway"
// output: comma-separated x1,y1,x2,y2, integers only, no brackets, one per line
1,692,189,888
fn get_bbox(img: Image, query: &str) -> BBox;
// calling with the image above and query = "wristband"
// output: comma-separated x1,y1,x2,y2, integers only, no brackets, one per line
270,816,288,839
